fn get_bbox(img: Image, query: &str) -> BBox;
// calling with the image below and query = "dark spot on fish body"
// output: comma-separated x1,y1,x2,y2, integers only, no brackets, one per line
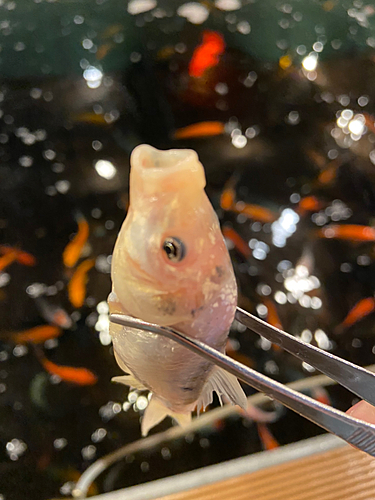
191,305,204,318
157,298,176,315
215,266,224,278
181,386,194,392
210,265,225,284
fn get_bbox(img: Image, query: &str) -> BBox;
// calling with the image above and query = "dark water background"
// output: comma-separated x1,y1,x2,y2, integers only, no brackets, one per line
1,0,375,498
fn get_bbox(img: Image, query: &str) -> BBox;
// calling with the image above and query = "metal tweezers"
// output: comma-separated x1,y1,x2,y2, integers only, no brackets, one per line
110,307,375,458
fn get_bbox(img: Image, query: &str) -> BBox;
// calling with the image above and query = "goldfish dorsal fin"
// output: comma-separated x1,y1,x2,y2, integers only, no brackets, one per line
111,375,147,390
197,367,247,413
141,396,169,436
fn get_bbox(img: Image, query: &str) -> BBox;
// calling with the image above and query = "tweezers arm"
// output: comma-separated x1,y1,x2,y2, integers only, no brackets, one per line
110,313,375,457
235,307,375,407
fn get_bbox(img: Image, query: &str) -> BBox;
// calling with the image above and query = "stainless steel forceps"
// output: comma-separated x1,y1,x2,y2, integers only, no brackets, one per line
110,306,375,458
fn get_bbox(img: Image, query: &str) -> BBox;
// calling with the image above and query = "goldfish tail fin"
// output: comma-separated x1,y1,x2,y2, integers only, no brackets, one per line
141,396,192,436
111,374,147,390
197,366,247,413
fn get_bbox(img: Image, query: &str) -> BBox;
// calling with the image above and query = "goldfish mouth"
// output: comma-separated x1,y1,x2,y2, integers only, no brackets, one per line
134,145,197,170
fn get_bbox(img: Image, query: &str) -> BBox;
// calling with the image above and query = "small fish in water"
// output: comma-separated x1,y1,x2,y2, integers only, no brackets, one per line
109,145,247,436
188,30,225,78
0,250,19,272
263,297,283,331
0,246,36,271
262,298,283,353
35,298,73,329
257,422,280,450
233,201,277,223
11,325,62,344
311,387,331,406
296,196,324,215
220,177,237,211
70,112,108,126
317,224,375,242
335,297,375,333
317,160,340,186
68,258,95,308
96,43,115,61
40,356,97,386
220,176,277,223
222,226,251,259
63,216,90,268
173,121,225,140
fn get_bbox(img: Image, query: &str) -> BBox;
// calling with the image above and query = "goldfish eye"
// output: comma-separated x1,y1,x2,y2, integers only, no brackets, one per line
162,237,185,262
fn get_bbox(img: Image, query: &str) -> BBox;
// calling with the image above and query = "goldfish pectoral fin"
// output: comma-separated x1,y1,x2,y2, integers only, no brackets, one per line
111,375,147,390
196,378,215,413
141,397,192,436
108,290,123,313
112,350,132,375
172,412,192,428
198,367,247,412
141,396,169,436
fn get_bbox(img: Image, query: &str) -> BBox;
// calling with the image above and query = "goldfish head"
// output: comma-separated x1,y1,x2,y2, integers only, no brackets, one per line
112,145,236,326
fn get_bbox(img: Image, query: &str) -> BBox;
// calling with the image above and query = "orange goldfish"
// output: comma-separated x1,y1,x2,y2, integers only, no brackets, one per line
226,339,254,367
36,299,72,329
297,196,324,215
63,217,90,268
222,226,251,259
311,387,331,406
173,121,225,140
233,202,277,223
0,251,19,272
70,113,108,125
257,422,280,450
262,298,283,352
109,145,246,436
318,225,375,242
188,31,225,78
96,42,115,60
220,183,236,211
220,177,277,223
317,163,339,186
0,246,36,270
68,259,95,308
364,112,375,135
41,357,97,386
12,325,62,344
336,297,375,332
263,298,283,330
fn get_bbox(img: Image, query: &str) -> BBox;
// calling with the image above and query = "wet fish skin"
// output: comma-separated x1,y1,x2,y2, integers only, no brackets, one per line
109,145,246,435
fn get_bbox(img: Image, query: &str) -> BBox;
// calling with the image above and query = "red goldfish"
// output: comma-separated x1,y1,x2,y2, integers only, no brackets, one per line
0,246,36,271
189,31,225,78
257,422,280,450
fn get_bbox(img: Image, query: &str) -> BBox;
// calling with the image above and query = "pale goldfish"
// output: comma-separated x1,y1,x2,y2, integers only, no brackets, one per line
109,145,246,436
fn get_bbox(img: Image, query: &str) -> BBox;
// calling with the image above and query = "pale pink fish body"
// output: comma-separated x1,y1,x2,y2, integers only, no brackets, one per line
109,145,246,435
